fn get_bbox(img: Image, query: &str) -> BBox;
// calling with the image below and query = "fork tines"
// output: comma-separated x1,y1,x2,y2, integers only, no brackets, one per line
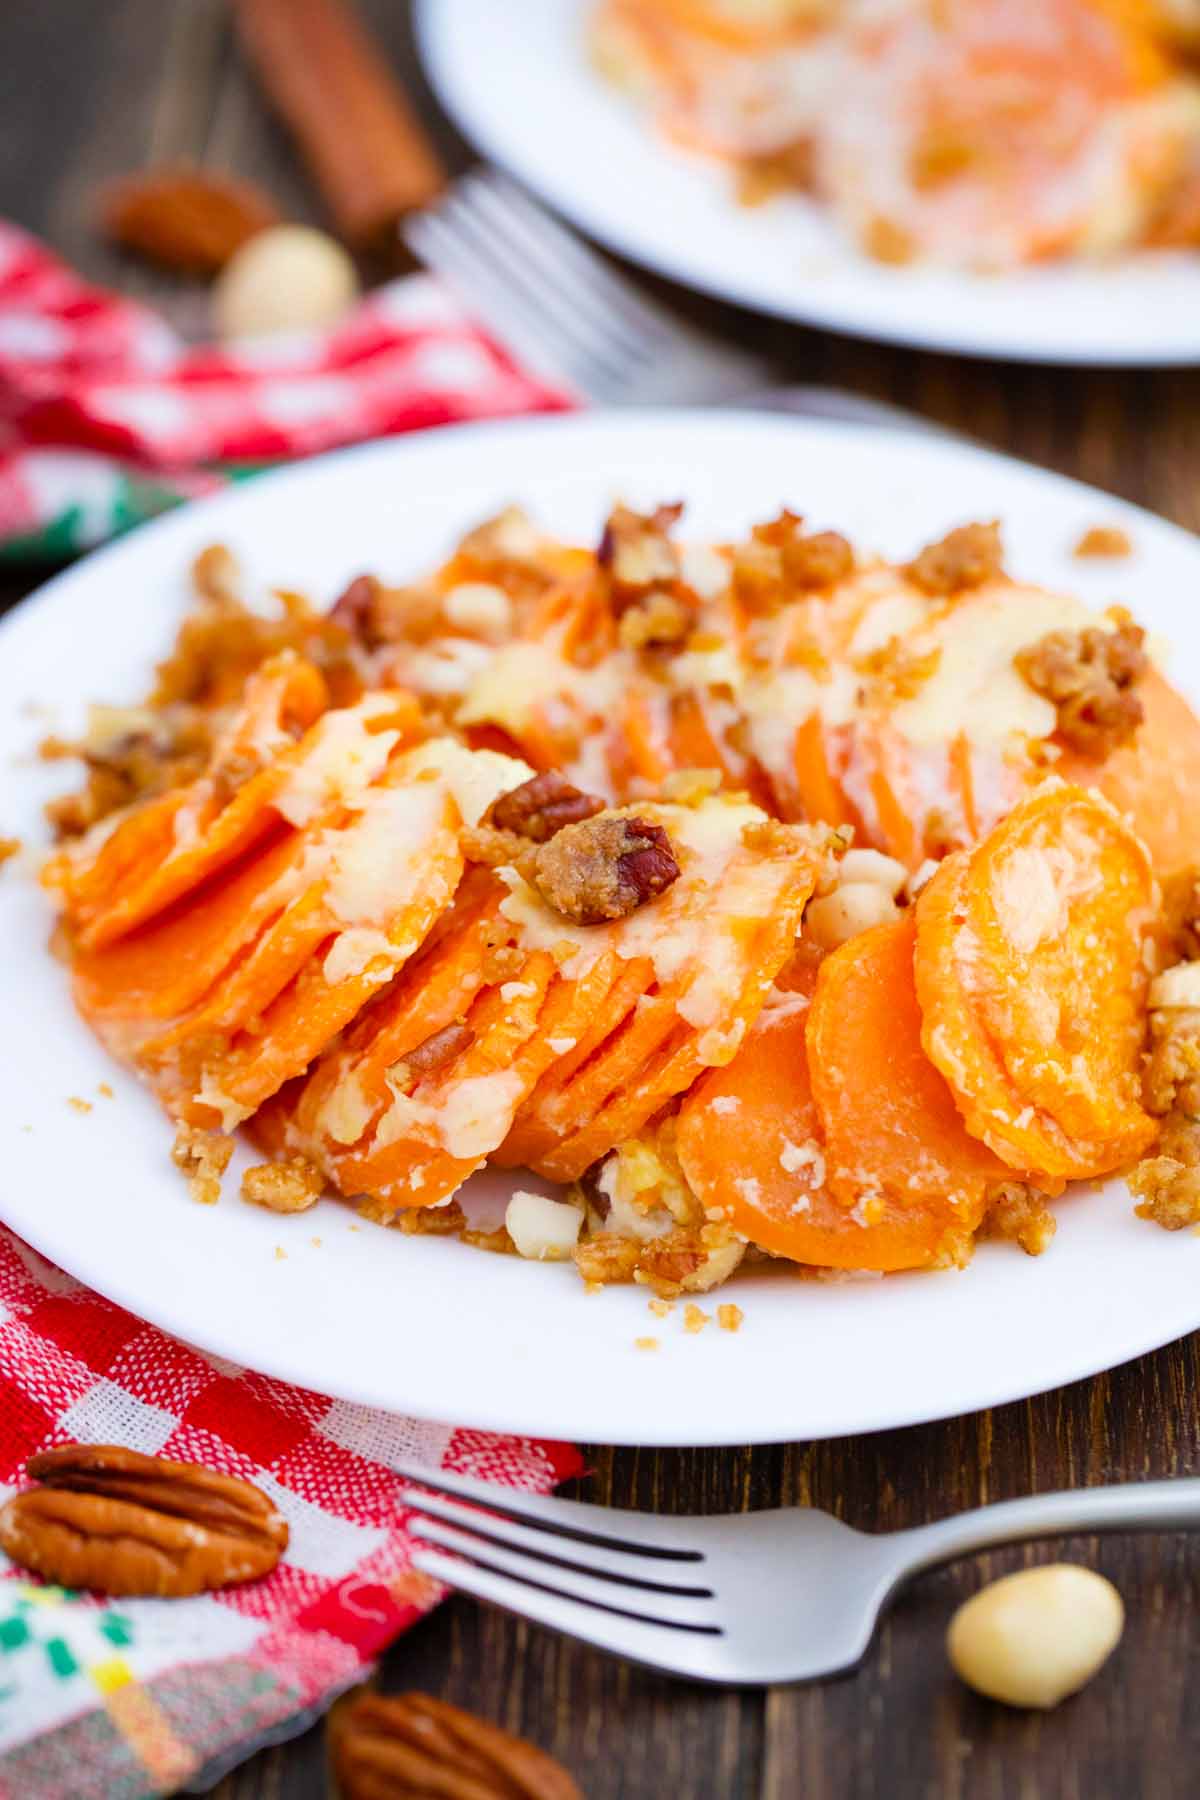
395,1461,724,1657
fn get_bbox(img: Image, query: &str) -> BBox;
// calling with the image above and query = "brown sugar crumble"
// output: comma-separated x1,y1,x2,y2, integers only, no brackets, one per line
525,813,680,925
171,1123,234,1206
97,1082,114,1099
241,1158,325,1214
717,1303,744,1333
67,1096,93,1116
906,520,1004,595
634,1336,660,1351
983,1182,1057,1256
1073,525,1133,559
683,1303,710,1334
648,1297,674,1319
1015,621,1147,757
0,838,21,870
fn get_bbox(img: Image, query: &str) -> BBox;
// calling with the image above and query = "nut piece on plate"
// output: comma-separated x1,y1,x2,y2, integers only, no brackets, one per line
214,224,360,341
947,1564,1124,1709
526,813,681,925
0,1444,288,1597
486,770,605,843
102,166,280,275
329,1689,582,1800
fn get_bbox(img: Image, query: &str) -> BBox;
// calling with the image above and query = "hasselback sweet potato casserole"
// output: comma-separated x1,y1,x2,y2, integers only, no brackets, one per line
591,0,1200,269
40,500,1200,1295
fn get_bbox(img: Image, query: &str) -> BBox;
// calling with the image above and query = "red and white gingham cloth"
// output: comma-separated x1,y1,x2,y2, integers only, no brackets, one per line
0,1227,583,1797
0,227,583,1794
0,221,572,556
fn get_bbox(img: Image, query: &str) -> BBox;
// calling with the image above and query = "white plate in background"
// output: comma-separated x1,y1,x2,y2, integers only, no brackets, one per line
417,0,1200,367
2,410,1198,1445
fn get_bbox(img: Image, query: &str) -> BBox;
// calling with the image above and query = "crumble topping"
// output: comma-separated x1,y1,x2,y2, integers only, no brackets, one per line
171,1125,234,1207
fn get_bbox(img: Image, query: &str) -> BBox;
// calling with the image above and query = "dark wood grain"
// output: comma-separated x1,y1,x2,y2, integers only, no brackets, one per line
3,6,1200,1796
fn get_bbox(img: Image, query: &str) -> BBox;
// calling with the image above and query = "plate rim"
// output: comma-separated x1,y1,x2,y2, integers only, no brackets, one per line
5,406,1200,1446
414,0,1200,369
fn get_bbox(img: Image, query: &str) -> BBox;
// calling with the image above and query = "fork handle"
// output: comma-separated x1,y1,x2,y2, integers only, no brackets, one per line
898,1480,1200,1577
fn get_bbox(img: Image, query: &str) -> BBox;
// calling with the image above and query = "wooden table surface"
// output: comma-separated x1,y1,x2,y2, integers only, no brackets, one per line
4,5,1200,1796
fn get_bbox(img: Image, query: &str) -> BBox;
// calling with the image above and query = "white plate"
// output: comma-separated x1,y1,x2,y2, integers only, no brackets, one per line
3,411,1199,1446
417,0,1200,367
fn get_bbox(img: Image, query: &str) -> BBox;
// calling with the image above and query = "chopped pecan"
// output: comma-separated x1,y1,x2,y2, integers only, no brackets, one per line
597,502,683,610
241,1156,325,1214
329,573,382,643
906,520,1004,594
0,1444,288,1596
485,771,604,843
330,573,443,649
392,1021,476,1087
330,1690,581,1800
171,1124,233,1205
1014,622,1147,757
102,166,280,275
525,813,680,925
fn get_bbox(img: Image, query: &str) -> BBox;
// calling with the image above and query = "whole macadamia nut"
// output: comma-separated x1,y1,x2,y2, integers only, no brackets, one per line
214,225,359,341
947,1564,1124,1709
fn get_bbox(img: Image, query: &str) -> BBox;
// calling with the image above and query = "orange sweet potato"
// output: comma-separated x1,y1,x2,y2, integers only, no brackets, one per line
915,782,1157,1178
1057,666,1200,878
498,803,824,1182
679,918,1008,1271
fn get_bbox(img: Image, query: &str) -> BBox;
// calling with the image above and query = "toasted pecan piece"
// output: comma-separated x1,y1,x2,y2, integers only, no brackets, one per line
485,771,604,843
330,1690,582,1799
102,166,280,275
597,502,683,611
0,1444,288,1596
525,813,680,925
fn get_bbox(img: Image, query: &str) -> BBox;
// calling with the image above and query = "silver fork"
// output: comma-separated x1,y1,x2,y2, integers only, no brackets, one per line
403,167,942,433
398,1461,1200,1685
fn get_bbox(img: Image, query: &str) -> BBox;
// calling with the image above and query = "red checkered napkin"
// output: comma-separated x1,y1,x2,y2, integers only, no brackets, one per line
0,1227,582,1797
0,221,572,559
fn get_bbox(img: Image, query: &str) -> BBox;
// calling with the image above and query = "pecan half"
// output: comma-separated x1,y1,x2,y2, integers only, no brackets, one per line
329,573,443,649
906,520,1004,594
1014,621,1147,757
102,167,279,275
525,813,680,925
330,1690,581,1800
0,1445,288,1597
485,771,604,843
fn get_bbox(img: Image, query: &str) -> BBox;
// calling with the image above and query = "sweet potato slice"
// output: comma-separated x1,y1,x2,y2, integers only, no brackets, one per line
498,801,824,1181
915,782,1157,1178
45,657,332,947
678,921,1008,1271
1057,666,1200,878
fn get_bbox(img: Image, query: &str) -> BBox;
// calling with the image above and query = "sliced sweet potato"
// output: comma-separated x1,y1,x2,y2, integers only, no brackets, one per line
498,801,824,1181
915,782,1157,1178
1057,665,1200,878
678,920,1010,1271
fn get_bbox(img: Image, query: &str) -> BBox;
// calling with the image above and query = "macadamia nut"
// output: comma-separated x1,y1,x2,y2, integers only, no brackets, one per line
214,225,359,341
947,1564,1124,1709
505,1189,584,1261
806,882,899,950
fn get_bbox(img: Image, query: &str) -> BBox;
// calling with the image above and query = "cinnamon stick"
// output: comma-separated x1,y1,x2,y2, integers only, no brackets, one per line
233,0,446,250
